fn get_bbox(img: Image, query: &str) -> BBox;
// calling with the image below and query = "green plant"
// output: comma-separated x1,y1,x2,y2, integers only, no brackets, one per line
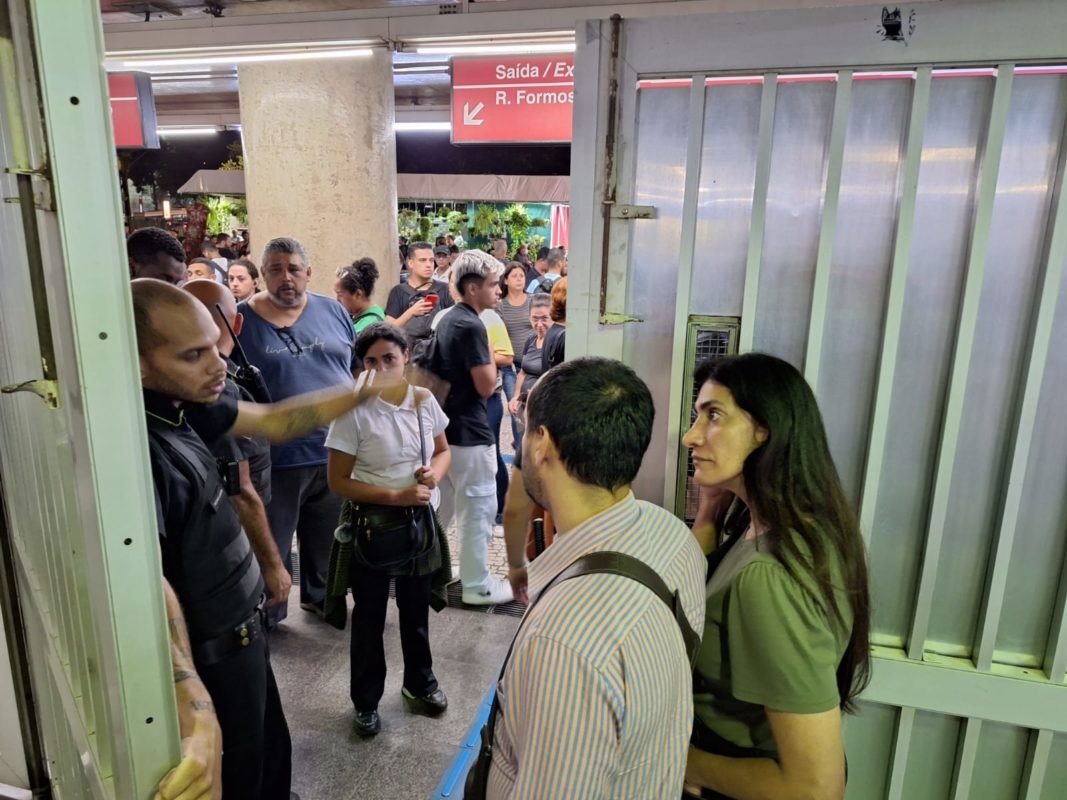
200,194,246,235
501,203,549,253
470,203,504,239
417,216,432,242
398,208,420,239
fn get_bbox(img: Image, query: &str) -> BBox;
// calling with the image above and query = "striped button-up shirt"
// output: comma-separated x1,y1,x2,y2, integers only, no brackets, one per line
486,493,707,799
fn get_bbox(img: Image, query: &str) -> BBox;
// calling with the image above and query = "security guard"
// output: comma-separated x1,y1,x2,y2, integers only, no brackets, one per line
133,279,370,800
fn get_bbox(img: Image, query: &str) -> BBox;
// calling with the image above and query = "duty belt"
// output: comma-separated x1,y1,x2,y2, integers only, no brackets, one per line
192,605,264,667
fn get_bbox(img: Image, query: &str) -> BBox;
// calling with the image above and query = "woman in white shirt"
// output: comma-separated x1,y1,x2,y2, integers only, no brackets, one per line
325,322,452,738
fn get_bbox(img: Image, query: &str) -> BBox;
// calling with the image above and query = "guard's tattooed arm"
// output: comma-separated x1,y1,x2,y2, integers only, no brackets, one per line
230,384,364,443
158,581,222,800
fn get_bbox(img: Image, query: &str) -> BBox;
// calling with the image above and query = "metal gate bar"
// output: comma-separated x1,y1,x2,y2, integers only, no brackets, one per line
858,66,932,545
885,706,915,800
1046,549,1067,683
908,64,1016,661
661,74,708,502
738,73,777,352
973,96,1067,673
949,717,982,800
1020,728,1054,800
804,69,852,391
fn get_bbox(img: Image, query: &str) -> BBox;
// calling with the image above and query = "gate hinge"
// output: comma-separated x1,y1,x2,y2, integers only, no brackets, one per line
600,312,643,325
1,379,60,409
5,164,48,177
606,203,656,220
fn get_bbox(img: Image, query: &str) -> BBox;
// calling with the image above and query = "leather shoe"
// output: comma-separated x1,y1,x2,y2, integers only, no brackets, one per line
402,686,448,717
353,709,380,737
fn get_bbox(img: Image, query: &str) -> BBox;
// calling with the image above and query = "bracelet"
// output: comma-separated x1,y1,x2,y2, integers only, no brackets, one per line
508,560,529,571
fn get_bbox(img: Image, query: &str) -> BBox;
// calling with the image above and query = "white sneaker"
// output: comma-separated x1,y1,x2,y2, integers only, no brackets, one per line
462,578,514,606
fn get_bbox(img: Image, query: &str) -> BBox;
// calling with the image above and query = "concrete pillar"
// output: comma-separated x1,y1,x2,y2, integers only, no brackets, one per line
238,51,398,299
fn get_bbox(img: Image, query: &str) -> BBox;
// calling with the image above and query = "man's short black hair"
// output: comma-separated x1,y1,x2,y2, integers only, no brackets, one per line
127,227,185,266
536,246,550,261
408,241,433,258
525,357,654,491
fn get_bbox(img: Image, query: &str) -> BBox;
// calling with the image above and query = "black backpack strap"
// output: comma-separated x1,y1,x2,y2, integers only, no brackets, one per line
555,551,701,667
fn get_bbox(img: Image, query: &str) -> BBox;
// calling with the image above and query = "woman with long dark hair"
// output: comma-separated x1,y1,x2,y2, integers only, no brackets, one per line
681,353,871,800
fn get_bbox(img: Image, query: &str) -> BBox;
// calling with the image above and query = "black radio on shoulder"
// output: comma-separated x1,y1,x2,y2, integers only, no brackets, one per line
231,363,272,405
216,458,241,497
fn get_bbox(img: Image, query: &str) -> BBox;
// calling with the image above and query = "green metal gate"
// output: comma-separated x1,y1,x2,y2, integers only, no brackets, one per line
568,2,1067,796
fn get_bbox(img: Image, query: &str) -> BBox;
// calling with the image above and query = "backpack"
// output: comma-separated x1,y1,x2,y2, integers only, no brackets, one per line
530,275,558,294
410,330,439,375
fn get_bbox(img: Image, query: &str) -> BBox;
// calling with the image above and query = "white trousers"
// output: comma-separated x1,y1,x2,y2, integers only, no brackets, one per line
437,443,496,594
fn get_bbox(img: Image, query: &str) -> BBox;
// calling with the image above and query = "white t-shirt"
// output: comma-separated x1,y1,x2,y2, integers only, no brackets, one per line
324,377,449,508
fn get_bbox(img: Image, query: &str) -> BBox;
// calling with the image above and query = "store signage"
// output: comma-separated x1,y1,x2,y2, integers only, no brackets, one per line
108,72,160,149
451,54,574,144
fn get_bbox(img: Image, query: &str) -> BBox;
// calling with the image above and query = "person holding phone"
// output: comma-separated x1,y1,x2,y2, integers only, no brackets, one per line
385,241,453,341
681,354,871,800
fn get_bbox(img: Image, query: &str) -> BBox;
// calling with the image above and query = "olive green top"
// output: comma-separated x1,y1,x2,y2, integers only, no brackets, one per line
693,534,852,757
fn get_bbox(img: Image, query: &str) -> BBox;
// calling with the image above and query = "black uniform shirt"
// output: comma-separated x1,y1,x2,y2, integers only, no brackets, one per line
148,388,238,539
146,388,262,637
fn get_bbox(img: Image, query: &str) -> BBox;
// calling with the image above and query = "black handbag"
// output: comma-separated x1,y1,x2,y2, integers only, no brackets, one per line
343,391,437,571
345,502,434,570
464,550,701,799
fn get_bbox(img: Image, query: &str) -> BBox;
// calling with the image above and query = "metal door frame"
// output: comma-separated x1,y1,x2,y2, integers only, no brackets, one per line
1,0,179,796
569,1,1067,795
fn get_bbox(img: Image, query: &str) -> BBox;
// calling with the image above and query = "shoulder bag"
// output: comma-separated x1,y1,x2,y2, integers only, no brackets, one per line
342,390,437,571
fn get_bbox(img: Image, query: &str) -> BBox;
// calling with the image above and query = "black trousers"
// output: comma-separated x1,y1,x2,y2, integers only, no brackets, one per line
349,563,437,712
196,634,291,800
265,463,343,625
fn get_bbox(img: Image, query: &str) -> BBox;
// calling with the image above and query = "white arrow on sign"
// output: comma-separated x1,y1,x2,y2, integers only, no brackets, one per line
463,102,485,126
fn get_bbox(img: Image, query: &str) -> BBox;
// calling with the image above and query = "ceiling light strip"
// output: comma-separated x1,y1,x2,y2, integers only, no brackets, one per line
414,43,576,56
115,48,374,69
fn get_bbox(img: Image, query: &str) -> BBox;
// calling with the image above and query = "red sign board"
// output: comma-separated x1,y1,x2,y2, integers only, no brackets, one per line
451,54,574,144
108,72,160,149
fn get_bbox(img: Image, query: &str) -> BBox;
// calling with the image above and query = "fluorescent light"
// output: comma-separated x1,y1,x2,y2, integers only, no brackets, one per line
158,126,220,137
405,31,572,43
162,199,172,219
394,66,451,74
415,43,576,56
118,48,373,69
108,39,379,58
394,121,451,132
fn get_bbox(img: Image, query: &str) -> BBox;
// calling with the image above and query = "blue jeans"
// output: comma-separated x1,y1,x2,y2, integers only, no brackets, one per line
500,364,522,450
486,391,509,514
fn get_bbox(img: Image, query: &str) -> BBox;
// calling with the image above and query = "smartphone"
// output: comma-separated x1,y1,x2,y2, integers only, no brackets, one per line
424,293,439,308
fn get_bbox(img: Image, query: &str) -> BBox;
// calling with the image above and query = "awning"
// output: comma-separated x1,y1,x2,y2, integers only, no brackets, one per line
177,169,246,195
178,170,570,203
397,174,569,203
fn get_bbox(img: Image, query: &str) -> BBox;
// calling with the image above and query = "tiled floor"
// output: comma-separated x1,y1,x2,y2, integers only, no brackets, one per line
271,595,518,800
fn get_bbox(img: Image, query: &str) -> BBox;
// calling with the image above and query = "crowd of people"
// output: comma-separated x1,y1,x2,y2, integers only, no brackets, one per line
128,225,870,800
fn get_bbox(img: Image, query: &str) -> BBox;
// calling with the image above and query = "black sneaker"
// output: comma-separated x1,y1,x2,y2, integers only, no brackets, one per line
300,601,325,620
402,686,448,717
353,709,380,737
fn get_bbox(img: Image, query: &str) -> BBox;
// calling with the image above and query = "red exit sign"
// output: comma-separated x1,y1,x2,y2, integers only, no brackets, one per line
451,54,574,145
108,72,159,149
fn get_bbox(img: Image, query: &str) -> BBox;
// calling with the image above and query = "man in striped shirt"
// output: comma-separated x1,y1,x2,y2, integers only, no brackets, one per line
487,357,707,798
